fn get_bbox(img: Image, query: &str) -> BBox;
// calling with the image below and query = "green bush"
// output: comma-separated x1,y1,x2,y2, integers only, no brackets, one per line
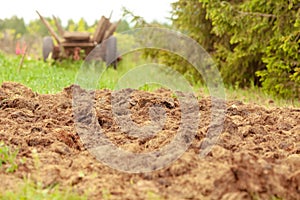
191,0,299,98
257,26,300,99
145,0,299,99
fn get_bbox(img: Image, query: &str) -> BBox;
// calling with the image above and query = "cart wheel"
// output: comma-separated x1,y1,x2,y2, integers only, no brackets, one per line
105,36,118,69
42,36,54,62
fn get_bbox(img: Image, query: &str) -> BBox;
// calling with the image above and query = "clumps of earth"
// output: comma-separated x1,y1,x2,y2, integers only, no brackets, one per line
0,82,299,200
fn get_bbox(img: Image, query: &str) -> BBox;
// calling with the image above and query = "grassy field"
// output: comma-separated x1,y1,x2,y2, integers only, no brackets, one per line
0,52,150,92
0,52,298,108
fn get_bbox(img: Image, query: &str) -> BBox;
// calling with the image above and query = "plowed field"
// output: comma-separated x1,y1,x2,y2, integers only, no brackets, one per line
0,82,299,200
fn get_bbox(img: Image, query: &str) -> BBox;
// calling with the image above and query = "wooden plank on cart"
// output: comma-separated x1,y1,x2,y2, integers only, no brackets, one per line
63,32,91,41
36,11,62,44
62,42,95,47
93,16,110,44
100,21,112,43
103,21,119,40
53,15,65,37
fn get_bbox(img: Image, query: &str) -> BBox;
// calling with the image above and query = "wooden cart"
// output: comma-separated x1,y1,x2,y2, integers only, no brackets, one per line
37,11,119,66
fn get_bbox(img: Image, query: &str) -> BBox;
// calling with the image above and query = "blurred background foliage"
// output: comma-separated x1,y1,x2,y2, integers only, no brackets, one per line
128,0,299,99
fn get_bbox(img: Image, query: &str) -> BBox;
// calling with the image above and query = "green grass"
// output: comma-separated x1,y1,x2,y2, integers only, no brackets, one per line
194,83,299,108
0,143,87,200
0,141,19,173
0,179,87,200
146,191,163,200
0,52,298,108
0,54,78,94
0,52,146,94
224,85,299,108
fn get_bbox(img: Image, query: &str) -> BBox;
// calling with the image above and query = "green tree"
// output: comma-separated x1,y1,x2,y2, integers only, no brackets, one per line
257,19,300,99
123,1,299,99
171,0,217,51
148,0,299,99
0,19,4,31
116,20,130,33
77,18,88,32
200,0,299,98
27,19,49,37
67,19,76,32
0,16,27,38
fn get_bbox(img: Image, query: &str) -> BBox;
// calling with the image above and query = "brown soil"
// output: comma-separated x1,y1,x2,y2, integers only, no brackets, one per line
0,82,299,200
